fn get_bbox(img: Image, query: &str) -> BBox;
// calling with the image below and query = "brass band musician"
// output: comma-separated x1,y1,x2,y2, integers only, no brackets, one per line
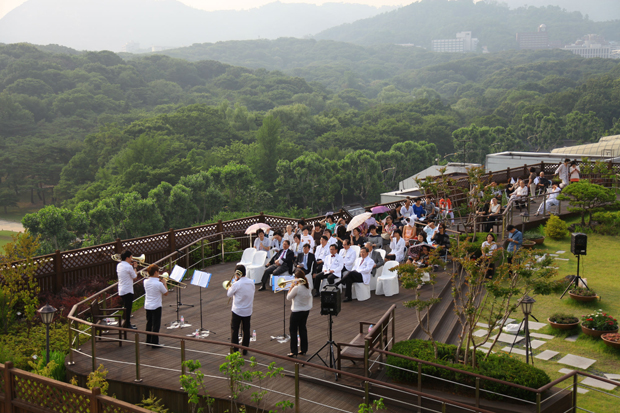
227,265,255,355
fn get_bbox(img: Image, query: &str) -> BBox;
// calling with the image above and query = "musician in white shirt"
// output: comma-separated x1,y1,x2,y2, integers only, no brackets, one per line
312,244,343,297
340,239,357,277
144,264,168,347
227,265,255,356
117,250,138,329
337,247,375,302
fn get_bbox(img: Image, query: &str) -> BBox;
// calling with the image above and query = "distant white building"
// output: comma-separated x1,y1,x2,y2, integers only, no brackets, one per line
432,31,478,53
563,34,612,59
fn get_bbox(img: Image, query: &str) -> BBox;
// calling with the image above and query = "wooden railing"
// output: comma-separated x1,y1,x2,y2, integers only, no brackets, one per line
17,161,620,293
0,361,152,413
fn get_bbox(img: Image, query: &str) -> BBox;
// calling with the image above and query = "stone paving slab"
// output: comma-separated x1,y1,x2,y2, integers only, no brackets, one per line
535,350,559,360
473,329,488,337
502,346,527,356
556,250,566,254
555,258,569,261
559,368,574,374
549,254,559,257
577,388,589,394
565,335,579,342
528,321,547,330
604,374,620,381
581,377,617,391
479,342,493,349
531,332,555,340
558,354,596,369
530,339,546,349
490,333,524,344
476,322,489,328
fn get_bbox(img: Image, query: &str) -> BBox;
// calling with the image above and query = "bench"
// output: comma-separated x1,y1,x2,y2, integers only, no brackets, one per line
336,304,396,377
90,300,126,347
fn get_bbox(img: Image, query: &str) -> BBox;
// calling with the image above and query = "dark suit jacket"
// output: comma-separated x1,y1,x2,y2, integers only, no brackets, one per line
269,249,295,273
295,252,316,274
369,249,384,277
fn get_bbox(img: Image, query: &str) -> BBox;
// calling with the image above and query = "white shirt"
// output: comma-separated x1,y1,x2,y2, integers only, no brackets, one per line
325,237,338,248
423,225,438,244
389,237,406,262
512,186,528,197
400,205,416,224
481,241,497,257
254,237,271,252
340,247,357,270
570,165,580,180
144,277,168,310
323,253,344,278
287,285,313,312
300,234,314,249
117,261,137,296
282,232,295,245
270,238,282,252
547,187,561,201
227,276,255,317
315,244,329,262
555,163,570,183
291,242,303,257
352,256,375,285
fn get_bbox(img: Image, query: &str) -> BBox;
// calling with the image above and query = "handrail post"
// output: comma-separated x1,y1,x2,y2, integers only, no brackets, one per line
379,326,385,368
295,363,300,413
417,363,422,413
391,308,395,349
364,340,369,378
221,232,225,263
4,361,14,413
475,377,480,408
90,387,101,413
134,333,142,382
91,324,97,372
181,339,186,377
441,402,446,413
572,374,578,412
364,380,370,406
185,246,190,269
67,319,74,365
536,392,541,413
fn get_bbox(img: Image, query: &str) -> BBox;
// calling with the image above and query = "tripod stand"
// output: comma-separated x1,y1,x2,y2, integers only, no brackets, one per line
507,314,539,365
560,254,588,299
307,313,338,380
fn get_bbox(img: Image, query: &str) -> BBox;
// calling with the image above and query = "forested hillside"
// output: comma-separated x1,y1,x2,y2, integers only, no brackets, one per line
315,0,620,51
1,42,619,254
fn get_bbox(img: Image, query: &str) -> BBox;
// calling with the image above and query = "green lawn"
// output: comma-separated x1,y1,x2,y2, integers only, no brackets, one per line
0,230,17,249
476,227,620,411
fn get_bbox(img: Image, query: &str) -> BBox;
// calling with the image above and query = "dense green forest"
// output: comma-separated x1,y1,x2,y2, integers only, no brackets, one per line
315,0,620,51
0,41,619,253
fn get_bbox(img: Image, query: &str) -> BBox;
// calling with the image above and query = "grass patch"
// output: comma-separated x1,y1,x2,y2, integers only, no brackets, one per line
0,231,17,248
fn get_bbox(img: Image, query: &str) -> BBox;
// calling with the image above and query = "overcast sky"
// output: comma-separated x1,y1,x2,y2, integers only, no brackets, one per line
0,0,405,19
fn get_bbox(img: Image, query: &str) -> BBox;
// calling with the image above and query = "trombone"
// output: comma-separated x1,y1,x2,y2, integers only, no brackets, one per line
159,271,187,288
276,277,307,289
111,253,148,267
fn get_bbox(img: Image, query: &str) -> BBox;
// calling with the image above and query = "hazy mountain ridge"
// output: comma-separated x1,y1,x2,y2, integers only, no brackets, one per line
0,0,395,52
315,0,620,51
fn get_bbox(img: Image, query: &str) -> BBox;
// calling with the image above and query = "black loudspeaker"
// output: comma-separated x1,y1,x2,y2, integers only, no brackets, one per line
571,233,587,256
320,285,341,316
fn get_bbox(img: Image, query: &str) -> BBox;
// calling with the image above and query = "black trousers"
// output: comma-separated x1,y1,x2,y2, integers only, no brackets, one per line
313,272,338,290
261,264,289,287
120,293,133,328
341,271,364,299
145,307,162,345
231,312,251,352
289,310,310,354
312,262,324,275
385,254,396,261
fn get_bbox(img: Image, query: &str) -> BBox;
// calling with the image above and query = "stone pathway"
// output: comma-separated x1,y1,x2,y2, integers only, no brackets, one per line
581,377,617,391
535,350,559,360
557,354,597,370
0,219,23,232
531,333,554,340
565,335,579,342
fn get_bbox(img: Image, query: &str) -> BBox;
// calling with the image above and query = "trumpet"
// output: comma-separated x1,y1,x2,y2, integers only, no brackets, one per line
276,277,307,289
111,253,148,267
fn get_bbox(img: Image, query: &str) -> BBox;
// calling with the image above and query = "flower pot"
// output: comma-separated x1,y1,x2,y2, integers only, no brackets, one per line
569,292,599,302
532,236,545,245
522,240,536,249
602,334,620,349
581,324,618,339
548,318,579,330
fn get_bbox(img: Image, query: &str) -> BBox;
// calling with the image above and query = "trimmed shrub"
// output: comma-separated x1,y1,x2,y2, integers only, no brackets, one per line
549,313,579,324
386,340,550,402
544,214,568,240
592,210,620,235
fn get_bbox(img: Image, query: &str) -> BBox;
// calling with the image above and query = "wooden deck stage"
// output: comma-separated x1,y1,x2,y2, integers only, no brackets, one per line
68,262,456,413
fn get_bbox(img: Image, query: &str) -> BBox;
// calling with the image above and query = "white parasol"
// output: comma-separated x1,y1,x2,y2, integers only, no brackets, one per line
346,212,372,232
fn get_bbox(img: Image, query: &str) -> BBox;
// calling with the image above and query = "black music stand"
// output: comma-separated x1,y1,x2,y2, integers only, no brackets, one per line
191,270,215,337
168,265,193,328
271,275,290,343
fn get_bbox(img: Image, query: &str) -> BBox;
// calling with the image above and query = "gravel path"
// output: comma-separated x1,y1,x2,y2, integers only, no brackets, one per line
0,220,24,232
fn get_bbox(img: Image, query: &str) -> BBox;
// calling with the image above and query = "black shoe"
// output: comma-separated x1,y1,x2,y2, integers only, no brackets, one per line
313,291,320,297
258,285,266,291
287,353,298,358
343,297,353,302
242,350,248,356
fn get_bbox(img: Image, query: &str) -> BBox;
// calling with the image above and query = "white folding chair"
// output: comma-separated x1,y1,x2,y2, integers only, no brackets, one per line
370,249,386,291
375,260,399,297
351,245,361,259
237,248,256,268
246,251,267,284
350,258,371,301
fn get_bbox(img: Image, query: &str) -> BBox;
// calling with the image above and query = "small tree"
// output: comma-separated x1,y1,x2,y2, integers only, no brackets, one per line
558,181,617,226
544,214,568,240
180,360,215,413
0,232,41,334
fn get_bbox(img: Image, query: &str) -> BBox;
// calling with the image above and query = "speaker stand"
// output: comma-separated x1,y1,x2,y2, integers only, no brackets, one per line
307,314,338,380
560,254,588,299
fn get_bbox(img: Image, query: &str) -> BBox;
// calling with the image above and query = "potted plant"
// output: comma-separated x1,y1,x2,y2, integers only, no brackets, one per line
522,240,536,249
569,286,599,302
601,333,620,349
548,313,579,330
524,225,545,245
581,310,618,338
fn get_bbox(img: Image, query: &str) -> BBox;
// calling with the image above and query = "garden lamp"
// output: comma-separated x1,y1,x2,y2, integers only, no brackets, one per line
38,304,57,365
520,295,535,316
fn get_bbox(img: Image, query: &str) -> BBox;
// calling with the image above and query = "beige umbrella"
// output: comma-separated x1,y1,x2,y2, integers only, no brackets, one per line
245,223,271,234
346,212,372,232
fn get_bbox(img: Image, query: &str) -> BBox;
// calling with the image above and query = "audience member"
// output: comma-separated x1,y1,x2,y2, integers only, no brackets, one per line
385,229,406,263
312,244,343,297
295,243,316,276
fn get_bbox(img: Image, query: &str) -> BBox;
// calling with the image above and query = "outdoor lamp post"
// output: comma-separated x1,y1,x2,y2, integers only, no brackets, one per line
38,304,57,365
519,295,536,364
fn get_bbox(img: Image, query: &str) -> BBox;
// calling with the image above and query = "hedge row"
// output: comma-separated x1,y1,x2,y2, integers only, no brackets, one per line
386,340,550,402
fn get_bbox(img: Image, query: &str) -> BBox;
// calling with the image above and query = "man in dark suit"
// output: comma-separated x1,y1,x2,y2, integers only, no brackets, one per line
365,242,384,278
295,243,316,276
259,240,294,291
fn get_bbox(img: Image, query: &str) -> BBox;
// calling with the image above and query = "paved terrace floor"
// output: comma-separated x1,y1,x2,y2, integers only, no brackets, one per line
68,262,457,413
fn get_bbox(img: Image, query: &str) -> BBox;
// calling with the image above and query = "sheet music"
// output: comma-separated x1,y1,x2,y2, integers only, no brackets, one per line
169,265,186,282
272,275,295,292
191,270,212,288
